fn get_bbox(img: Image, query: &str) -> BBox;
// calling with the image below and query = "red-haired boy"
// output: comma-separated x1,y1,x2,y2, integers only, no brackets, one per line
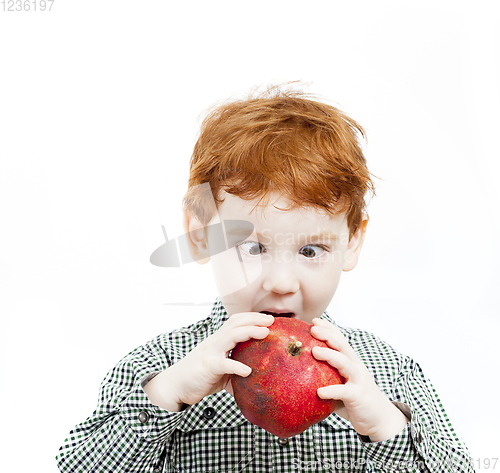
57,87,473,472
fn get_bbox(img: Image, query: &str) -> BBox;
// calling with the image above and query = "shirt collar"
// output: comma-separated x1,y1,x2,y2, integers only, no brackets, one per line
320,310,335,324
209,297,229,333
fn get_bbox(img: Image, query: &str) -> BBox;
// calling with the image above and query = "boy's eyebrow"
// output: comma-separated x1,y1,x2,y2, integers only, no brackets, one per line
307,232,339,242
223,225,260,239
224,226,339,243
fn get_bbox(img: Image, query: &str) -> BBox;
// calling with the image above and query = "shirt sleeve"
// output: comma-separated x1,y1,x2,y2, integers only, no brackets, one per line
56,336,186,473
360,357,474,472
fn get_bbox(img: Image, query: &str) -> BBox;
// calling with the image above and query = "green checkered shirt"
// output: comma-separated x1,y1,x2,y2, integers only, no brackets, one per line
56,299,473,472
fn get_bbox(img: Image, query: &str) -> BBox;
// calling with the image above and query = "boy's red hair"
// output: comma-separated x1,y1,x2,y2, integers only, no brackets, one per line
182,86,375,238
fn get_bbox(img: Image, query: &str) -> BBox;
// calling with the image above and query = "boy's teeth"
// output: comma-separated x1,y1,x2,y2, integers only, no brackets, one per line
260,311,294,317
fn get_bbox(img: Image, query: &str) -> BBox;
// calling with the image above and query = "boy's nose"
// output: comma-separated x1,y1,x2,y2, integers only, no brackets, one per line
261,261,300,294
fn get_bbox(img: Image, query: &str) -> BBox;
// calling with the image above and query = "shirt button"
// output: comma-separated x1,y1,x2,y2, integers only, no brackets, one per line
138,411,150,423
277,438,289,446
416,432,423,443
203,407,216,420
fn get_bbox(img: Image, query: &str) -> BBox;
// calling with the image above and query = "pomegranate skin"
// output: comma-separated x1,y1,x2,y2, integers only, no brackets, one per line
230,317,344,438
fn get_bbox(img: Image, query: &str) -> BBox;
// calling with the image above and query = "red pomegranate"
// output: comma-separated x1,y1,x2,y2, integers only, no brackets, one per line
230,317,344,438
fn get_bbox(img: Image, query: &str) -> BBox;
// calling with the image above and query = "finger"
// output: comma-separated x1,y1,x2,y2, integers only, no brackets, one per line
224,312,275,329
311,322,356,358
221,326,270,353
311,317,330,327
311,319,348,343
312,346,356,381
214,358,252,378
317,384,345,400
318,383,360,405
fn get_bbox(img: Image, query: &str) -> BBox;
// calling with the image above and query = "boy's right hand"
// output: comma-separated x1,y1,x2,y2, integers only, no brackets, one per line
143,312,274,412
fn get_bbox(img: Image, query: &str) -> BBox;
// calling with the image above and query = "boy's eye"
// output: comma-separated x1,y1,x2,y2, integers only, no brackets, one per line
299,245,326,258
238,241,265,256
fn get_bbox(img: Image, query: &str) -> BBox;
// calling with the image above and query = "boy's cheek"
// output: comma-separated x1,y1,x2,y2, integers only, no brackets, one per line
211,249,263,297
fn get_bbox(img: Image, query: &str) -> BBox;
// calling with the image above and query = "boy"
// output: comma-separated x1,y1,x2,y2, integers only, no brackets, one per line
56,87,474,472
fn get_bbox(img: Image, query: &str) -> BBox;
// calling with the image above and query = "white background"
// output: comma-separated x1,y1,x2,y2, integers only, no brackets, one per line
1,1,499,471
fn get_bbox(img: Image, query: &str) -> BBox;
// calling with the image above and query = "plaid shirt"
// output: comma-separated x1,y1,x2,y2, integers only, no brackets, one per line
56,299,473,472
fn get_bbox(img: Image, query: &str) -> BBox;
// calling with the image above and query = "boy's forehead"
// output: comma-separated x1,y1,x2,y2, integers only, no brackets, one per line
216,192,348,234
216,191,325,217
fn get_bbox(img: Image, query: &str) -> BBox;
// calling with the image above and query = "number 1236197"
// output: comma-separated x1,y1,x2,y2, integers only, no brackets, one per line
1,0,55,11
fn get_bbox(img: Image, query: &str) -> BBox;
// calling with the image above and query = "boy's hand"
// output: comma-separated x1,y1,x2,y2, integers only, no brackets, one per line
311,318,409,442
143,312,274,412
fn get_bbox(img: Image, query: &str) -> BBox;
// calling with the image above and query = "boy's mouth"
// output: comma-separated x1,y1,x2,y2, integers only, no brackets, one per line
260,310,295,318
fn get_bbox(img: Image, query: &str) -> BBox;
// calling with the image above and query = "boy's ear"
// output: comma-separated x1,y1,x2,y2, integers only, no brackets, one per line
182,211,211,265
343,217,368,272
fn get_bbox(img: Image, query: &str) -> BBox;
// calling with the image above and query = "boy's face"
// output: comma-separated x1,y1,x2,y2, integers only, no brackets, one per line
186,192,366,324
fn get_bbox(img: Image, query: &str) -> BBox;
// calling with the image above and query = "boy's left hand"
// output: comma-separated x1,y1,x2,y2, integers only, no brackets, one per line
311,318,409,442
